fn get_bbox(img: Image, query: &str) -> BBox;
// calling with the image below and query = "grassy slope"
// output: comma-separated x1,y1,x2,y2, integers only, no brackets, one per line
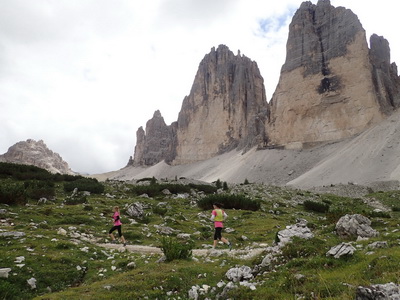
1,181,399,299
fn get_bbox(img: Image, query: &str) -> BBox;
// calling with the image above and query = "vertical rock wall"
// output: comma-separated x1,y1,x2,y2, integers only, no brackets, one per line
267,0,386,148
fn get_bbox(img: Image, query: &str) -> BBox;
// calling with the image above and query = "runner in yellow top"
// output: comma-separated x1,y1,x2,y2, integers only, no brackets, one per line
211,203,232,250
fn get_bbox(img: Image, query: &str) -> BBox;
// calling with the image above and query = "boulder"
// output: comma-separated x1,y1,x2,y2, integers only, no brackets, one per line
225,265,253,282
335,214,379,239
126,203,144,218
0,268,11,278
367,241,388,250
326,242,356,258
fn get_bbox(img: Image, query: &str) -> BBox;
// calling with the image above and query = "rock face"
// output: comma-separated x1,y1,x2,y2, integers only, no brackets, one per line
0,139,74,174
133,45,269,166
132,0,400,167
268,0,400,148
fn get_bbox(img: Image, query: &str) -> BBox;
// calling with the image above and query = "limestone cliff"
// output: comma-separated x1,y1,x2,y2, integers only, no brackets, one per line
267,0,400,148
0,139,75,174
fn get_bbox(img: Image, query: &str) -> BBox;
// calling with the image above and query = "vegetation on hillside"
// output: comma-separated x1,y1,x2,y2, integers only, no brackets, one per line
0,162,399,299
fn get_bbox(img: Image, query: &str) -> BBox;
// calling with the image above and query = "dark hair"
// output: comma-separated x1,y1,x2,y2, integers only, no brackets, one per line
213,202,222,208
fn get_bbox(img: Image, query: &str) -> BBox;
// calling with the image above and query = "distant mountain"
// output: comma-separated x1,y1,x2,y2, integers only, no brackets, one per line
0,139,75,175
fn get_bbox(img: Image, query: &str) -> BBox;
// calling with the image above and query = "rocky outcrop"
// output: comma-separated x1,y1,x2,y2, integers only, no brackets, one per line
267,0,398,148
0,139,74,174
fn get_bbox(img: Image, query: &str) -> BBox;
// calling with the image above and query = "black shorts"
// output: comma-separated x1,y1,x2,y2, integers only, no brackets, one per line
109,225,122,237
214,227,223,240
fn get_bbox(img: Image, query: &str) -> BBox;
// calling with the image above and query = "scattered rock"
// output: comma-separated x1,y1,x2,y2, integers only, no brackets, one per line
57,228,67,236
326,243,356,258
0,231,25,238
154,225,175,235
276,219,313,246
0,268,11,278
177,233,191,240
27,277,37,289
356,282,400,299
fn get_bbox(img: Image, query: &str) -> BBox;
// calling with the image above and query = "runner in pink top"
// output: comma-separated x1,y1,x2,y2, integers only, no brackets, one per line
108,206,127,246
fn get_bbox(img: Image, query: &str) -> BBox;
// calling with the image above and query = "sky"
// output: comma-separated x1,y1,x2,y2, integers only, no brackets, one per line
1,0,399,174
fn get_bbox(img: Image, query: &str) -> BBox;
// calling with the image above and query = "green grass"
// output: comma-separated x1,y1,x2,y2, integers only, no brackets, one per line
0,179,399,299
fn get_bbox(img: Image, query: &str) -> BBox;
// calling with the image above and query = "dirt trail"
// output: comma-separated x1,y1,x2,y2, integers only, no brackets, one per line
97,243,267,259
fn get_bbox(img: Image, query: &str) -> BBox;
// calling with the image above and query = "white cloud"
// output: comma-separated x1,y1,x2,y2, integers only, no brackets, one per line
0,0,398,173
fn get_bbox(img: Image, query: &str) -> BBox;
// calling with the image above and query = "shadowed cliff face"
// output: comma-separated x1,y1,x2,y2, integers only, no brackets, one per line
132,0,400,167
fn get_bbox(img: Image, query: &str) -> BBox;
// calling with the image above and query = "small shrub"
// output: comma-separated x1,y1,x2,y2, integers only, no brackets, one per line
24,180,55,200
152,206,168,216
64,194,87,205
215,179,222,189
197,194,260,211
392,206,400,212
281,236,326,259
244,178,250,185
304,200,330,213
368,210,391,218
83,205,94,211
160,237,193,262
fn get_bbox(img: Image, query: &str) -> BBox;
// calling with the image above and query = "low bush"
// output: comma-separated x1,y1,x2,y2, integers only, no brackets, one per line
160,237,193,262
303,200,330,213
197,194,261,211
24,180,55,200
280,236,326,259
0,181,27,205
64,178,104,194
368,210,391,218
64,194,87,205
152,206,168,216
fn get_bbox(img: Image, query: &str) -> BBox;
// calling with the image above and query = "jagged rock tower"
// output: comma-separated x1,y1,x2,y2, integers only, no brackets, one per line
267,0,400,148
132,45,269,166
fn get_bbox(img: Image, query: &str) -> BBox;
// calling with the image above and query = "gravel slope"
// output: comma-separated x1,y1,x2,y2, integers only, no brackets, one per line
94,110,400,189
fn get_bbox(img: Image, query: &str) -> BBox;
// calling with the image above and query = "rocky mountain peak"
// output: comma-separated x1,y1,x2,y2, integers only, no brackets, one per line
0,139,75,174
